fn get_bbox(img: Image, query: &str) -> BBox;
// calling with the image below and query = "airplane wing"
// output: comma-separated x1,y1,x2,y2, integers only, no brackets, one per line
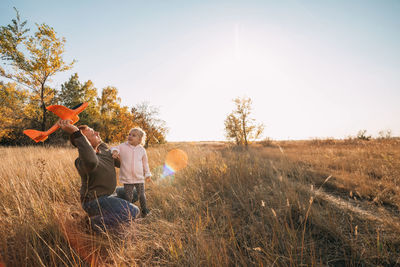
23,129,49,143
47,105,75,120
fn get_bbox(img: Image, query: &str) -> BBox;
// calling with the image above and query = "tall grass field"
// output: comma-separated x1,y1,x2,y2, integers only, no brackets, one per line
0,139,399,266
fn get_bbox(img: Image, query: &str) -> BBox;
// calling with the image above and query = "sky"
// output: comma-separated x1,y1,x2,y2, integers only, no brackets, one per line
1,0,399,141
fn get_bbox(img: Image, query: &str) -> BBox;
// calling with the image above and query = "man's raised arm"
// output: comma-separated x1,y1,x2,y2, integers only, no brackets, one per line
58,120,98,173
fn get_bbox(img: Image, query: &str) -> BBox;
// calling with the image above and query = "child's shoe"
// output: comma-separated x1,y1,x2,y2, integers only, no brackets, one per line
141,208,151,218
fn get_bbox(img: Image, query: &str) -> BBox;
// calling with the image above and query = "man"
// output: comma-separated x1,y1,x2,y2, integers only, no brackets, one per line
58,120,140,232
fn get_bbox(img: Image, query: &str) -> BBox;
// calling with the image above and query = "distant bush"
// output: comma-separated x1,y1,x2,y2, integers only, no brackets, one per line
378,129,392,139
357,130,371,141
259,137,275,147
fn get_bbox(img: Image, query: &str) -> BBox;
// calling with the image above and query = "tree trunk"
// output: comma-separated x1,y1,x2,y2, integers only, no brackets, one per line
242,116,248,146
40,83,47,131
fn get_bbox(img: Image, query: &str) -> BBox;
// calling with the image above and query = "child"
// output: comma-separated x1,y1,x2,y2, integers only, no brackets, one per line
111,127,152,217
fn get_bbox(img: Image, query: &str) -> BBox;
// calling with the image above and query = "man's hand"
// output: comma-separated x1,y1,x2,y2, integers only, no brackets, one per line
112,150,120,160
58,120,79,134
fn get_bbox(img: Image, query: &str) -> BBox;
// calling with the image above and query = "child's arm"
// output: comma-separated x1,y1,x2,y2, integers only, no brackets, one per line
142,149,153,184
110,145,121,159
110,145,122,168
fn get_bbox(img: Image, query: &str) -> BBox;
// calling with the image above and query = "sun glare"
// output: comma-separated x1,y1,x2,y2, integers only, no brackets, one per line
162,149,188,178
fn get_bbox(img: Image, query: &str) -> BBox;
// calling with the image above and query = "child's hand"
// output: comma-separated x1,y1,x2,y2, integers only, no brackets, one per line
112,150,120,159
145,177,154,185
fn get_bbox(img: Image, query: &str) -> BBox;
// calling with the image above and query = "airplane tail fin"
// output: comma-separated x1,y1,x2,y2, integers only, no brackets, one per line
23,129,49,143
71,102,89,112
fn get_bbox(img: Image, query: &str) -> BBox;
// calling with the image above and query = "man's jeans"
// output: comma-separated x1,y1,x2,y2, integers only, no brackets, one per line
82,195,139,232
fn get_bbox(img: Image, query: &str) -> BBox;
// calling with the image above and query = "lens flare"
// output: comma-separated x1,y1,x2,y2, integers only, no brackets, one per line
162,149,188,178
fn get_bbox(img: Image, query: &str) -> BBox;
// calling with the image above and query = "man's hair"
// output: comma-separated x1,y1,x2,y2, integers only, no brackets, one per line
70,125,89,147
130,127,146,146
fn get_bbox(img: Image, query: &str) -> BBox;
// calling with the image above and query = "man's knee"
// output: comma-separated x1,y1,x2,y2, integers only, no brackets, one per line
128,203,140,219
113,197,140,220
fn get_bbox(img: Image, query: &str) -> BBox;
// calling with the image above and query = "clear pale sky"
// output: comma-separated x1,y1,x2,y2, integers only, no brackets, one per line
1,0,399,141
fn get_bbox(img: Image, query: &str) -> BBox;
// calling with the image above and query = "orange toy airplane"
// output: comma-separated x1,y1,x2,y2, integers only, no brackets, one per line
23,102,88,143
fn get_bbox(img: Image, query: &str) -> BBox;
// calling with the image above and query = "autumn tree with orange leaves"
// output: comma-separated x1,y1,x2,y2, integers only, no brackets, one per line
0,82,29,141
0,9,168,146
0,8,74,131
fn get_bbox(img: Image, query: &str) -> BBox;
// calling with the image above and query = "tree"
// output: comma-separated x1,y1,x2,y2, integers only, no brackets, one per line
0,82,29,142
80,80,101,127
97,86,122,143
131,102,168,147
225,113,242,145
0,9,74,131
111,106,136,143
58,73,100,126
224,97,264,146
378,129,392,139
58,73,83,108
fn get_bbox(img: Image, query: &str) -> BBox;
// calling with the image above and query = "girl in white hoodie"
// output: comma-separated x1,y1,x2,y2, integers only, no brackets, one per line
111,127,151,217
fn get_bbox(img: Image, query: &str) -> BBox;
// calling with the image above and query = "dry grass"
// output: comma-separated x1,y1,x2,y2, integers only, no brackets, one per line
0,140,399,266
275,138,400,209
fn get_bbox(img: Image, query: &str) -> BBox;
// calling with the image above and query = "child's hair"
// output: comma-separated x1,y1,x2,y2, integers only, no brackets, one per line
130,127,146,146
